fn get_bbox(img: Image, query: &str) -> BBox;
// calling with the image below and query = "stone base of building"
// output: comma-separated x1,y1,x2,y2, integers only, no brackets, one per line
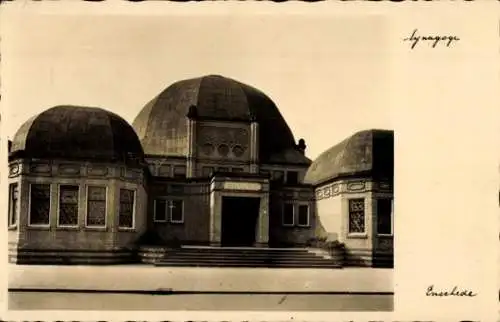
9,244,138,265
344,248,372,267
343,248,393,268
372,251,394,268
9,242,393,268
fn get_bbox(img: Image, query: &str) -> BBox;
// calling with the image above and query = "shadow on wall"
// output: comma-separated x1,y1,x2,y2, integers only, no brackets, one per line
135,231,182,248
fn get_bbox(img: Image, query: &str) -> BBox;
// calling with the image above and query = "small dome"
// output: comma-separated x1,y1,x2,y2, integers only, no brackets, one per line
132,75,310,165
304,129,393,185
10,105,144,164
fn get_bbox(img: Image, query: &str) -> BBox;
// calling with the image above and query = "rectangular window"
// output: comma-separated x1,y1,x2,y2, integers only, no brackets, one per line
8,183,19,226
169,199,184,223
297,204,310,227
29,184,51,226
202,166,214,177
86,186,106,227
58,185,79,226
119,189,135,229
173,165,186,178
286,171,299,185
282,203,294,226
348,198,365,233
154,199,168,222
377,198,393,235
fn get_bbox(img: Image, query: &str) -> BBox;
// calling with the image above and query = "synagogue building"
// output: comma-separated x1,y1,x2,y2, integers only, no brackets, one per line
7,75,394,267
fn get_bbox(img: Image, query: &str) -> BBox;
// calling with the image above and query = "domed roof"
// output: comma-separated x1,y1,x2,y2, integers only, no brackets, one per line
304,129,393,186
10,105,144,164
132,75,310,165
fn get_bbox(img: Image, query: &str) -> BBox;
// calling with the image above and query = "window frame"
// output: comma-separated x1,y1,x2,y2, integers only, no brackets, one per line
153,198,168,223
28,183,52,228
169,198,184,224
347,198,367,236
57,184,80,228
296,203,310,227
282,202,295,227
85,185,108,229
118,188,136,230
8,183,19,228
376,198,393,236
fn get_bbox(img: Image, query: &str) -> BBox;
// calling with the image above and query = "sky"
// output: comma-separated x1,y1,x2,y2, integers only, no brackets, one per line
1,13,391,160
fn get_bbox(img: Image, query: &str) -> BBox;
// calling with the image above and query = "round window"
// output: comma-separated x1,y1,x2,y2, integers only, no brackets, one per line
202,143,215,155
218,144,229,156
232,145,244,157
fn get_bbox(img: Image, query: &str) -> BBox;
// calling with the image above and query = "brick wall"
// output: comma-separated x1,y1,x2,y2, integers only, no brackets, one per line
148,182,211,244
9,159,148,262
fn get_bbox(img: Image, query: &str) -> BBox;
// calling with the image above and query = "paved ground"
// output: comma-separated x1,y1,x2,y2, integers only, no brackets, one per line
9,292,393,311
9,265,393,311
9,264,393,293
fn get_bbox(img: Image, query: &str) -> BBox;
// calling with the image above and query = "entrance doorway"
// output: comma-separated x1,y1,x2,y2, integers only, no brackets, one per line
221,196,260,247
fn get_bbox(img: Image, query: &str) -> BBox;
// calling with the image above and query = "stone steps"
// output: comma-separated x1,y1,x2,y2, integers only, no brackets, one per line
140,246,343,268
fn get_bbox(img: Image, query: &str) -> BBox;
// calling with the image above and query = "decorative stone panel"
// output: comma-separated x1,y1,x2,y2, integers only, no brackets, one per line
347,181,366,192
223,181,262,191
197,125,250,160
315,183,341,201
87,166,108,177
58,164,81,176
121,168,142,180
9,163,20,178
30,162,51,174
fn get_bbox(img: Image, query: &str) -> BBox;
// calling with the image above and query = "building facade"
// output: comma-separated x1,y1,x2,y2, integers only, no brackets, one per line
7,75,394,266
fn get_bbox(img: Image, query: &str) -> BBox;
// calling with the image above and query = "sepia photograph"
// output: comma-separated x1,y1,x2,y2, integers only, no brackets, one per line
2,2,500,321
2,12,394,312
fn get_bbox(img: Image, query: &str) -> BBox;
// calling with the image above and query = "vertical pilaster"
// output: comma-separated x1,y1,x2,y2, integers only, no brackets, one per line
249,118,259,174
340,195,348,243
255,193,269,247
50,182,58,230
186,106,198,178
209,185,221,246
108,178,118,233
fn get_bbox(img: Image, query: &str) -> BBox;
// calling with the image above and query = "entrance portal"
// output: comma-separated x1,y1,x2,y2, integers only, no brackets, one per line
221,196,260,247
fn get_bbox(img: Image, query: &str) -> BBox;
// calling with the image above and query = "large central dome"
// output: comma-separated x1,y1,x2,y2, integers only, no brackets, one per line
133,75,309,164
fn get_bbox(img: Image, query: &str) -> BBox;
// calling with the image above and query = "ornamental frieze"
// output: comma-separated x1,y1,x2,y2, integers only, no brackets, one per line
30,162,51,174
58,164,81,175
315,183,341,201
8,163,20,177
347,181,366,192
197,125,249,159
118,168,144,184
87,166,108,176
